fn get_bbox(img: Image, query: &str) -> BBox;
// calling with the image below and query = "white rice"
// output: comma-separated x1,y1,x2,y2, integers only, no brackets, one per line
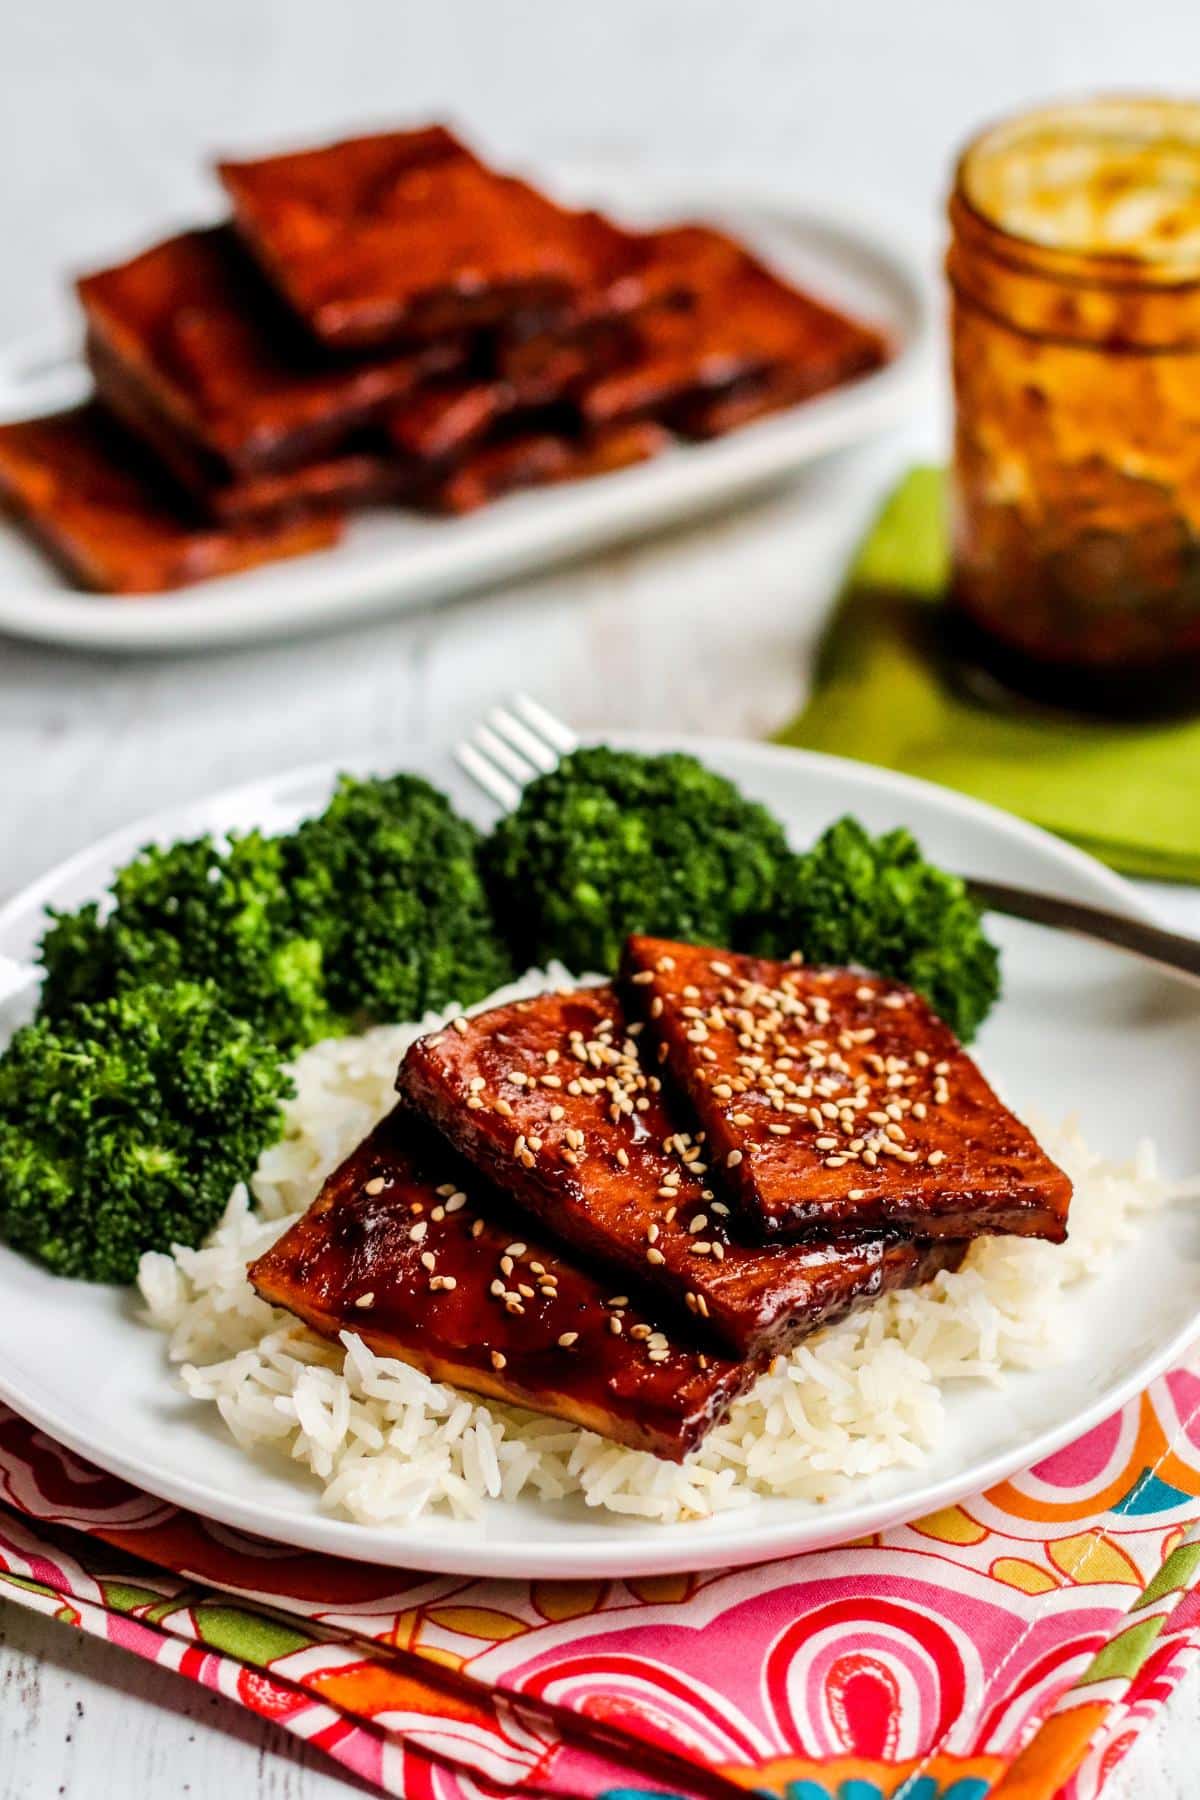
137,967,1182,1527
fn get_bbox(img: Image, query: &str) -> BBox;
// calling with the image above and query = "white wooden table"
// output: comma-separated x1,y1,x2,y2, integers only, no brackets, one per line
3,1,1199,1792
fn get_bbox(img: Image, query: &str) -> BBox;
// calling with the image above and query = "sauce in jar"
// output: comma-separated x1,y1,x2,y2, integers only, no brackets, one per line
947,97,1200,715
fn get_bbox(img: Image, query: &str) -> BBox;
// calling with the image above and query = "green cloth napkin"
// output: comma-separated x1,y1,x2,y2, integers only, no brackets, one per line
776,465,1200,881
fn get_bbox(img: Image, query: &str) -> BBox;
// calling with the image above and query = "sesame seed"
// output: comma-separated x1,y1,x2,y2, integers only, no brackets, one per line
364,1176,386,1196
646,1247,666,1265
471,1219,485,1238
929,1149,946,1165
726,1149,743,1168
451,1016,468,1034
609,1316,623,1335
409,1221,428,1242
445,1192,467,1213
630,969,655,985
557,1331,579,1348
420,1251,436,1271
354,1291,375,1308
489,1279,505,1297
506,1243,527,1259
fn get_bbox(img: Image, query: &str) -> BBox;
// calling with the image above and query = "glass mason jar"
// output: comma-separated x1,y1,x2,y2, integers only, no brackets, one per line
947,97,1200,715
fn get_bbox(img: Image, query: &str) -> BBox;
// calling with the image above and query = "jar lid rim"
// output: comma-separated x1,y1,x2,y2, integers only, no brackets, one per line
956,93,1200,277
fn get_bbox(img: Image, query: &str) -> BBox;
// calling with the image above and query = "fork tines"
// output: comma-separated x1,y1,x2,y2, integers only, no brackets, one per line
455,694,577,810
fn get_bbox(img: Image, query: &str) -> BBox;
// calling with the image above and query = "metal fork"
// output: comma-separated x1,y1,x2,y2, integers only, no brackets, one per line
457,694,1200,988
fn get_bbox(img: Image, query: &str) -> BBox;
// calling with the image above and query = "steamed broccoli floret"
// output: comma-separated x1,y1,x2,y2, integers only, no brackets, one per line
290,773,514,1022
0,982,292,1283
39,832,335,1055
482,747,792,973
36,901,115,1018
762,816,1000,1041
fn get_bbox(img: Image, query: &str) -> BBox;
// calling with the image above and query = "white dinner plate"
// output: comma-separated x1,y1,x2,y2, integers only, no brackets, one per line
0,738,1197,1578
0,180,929,653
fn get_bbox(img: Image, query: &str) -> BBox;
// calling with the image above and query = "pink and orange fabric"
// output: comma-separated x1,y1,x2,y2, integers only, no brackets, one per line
2,1361,1200,1799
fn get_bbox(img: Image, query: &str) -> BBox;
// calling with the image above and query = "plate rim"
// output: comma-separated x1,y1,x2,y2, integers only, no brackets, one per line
0,192,930,654
0,736,1194,1579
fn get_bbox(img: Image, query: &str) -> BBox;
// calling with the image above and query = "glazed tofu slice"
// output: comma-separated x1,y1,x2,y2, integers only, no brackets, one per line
249,1108,752,1461
78,226,455,478
87,337,405,522
576,224,887,429
386,317,638,464
218,127,652,349
428,421,668,515
0,407,342,593
396,986,964,1357
621,937,1072,1244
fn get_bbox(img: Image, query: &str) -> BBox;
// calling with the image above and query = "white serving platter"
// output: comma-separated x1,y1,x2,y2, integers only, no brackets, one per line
1,738,1195,1579
0,183,930,653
